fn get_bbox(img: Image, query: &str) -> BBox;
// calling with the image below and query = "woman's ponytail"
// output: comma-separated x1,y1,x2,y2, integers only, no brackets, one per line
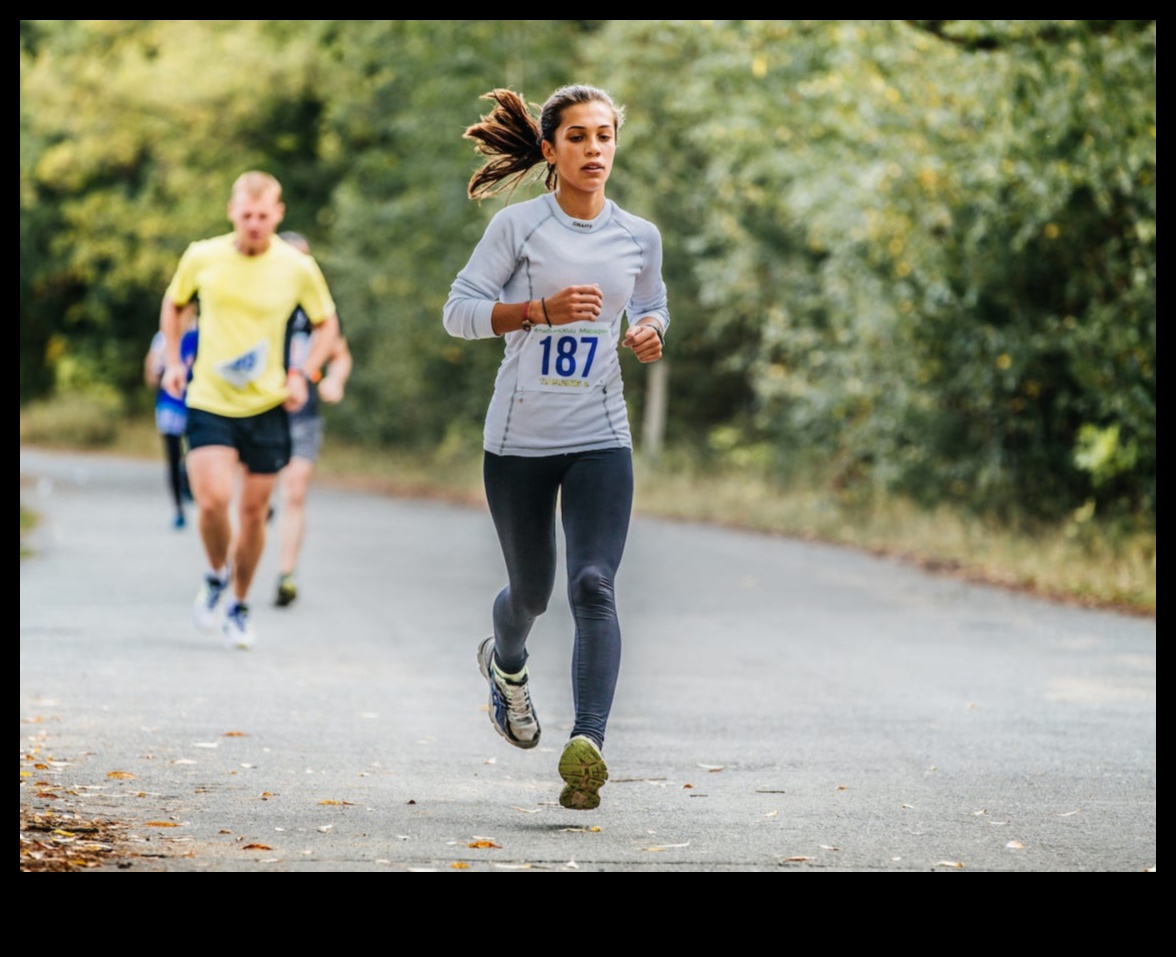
463,89,550,200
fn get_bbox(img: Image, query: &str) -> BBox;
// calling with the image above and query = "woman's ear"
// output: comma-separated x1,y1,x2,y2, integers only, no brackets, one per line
541,138,556,164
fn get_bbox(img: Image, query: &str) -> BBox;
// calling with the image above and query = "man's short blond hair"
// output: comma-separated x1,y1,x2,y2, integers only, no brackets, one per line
230,171,283,202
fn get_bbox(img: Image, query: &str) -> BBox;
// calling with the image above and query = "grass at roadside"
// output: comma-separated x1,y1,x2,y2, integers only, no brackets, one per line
19,405,1156,617
20,504,36,559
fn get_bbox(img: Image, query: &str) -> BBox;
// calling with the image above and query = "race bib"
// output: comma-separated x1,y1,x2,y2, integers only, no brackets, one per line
214,340,270,390
521,324,614,394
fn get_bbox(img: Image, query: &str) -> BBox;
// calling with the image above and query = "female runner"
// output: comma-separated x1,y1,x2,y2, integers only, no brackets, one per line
443,85,670,810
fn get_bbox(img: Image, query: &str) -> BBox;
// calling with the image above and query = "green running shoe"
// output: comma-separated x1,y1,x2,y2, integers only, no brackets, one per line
275,573,298,608
559,736,609,811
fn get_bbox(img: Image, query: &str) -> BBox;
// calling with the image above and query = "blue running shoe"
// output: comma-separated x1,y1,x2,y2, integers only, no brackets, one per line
558,736,609,811
477,637,540,750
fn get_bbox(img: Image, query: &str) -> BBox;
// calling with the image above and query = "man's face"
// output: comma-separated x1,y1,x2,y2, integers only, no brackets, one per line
228,189,285,254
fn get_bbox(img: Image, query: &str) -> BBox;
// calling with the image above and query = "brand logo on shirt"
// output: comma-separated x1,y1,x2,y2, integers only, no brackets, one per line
572,221,593,230
214,340,270,390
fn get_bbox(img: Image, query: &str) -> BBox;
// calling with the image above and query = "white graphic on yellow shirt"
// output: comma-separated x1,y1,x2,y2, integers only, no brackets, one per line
214,340,270,390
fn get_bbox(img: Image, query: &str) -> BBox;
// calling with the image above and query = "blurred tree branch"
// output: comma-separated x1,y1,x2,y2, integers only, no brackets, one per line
904,19,1155,52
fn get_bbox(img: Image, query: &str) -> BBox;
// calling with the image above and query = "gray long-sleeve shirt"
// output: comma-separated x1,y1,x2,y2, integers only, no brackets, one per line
444,193,670,457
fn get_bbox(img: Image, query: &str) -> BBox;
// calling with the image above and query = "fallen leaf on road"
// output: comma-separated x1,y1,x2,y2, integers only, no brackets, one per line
145,822,180,828
494,863,535,871
242,844,273,852
511,807,542,814
1006,841,1025,850
765,811,778,818
935,861,966,870
452,862,471,870
317,826,333,833
565,860,579,870
836,785,849,792
643,842,691,852
819,846,841,852
172,760,197,766
1058,810,1082,817
106,771,136,780
192,743,219,750
223,731,248,738
901,804,915,810
698,764,725,773
468,841,502,850
780,856,812,863
318,800,355,806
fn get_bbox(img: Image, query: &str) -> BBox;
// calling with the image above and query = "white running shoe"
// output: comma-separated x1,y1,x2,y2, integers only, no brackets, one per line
477,637,541,749
193,573,229,633
221,602,255,651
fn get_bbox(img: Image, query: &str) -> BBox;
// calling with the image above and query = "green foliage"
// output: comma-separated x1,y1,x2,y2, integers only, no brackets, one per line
19,20,1156,530
20,393,124,448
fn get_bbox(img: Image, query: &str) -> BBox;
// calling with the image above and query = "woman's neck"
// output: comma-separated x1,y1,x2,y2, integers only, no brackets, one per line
553,188,606,222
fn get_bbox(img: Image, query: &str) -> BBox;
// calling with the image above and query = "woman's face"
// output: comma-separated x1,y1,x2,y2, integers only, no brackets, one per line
542,101,617,199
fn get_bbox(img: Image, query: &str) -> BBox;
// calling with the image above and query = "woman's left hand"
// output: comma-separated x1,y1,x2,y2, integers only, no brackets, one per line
623,323,663,364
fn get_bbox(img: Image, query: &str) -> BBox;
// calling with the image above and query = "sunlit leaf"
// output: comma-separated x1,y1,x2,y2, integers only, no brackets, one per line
642,842,691,852
1006,841,1025,850
145,822,180,828
242,844,273,851
468,841,502,850
511,807,542,814
698,764,725,772
935,861,965,870
223,731,248,738
780,856,812,863
106,771,136,780
452,862,471,870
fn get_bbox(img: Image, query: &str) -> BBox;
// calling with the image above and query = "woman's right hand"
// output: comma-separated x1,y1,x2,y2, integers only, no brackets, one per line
542,285,604,325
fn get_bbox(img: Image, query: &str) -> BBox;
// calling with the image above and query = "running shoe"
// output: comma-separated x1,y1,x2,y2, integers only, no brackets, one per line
193,573,229,633
173,512,186,530
476,637,541,749
558,736,609,811
222,602,255,651
275,573,298,608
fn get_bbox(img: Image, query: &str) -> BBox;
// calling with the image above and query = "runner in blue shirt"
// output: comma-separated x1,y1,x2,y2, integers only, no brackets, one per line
444,85,670,811
144,306,198,529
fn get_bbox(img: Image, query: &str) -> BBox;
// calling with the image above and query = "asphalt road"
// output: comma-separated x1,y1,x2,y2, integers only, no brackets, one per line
19,446,1156,872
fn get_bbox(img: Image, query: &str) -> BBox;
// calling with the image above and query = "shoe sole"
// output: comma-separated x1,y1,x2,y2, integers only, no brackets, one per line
559,738,609,811
477,639,540,750
275,590,297,608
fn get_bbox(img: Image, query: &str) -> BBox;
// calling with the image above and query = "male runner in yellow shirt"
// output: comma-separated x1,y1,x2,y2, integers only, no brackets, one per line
159,171,340,650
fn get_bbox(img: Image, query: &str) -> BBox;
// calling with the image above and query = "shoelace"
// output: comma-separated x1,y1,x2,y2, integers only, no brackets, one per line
496,672,536,727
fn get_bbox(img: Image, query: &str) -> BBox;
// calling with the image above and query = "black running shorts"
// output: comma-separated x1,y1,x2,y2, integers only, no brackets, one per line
186,405,291,476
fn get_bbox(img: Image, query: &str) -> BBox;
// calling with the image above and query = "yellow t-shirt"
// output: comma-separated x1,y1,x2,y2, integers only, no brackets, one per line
165,233,336,418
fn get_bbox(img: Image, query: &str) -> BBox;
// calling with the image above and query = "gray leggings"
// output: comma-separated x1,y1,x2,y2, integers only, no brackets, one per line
483,448,634,750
